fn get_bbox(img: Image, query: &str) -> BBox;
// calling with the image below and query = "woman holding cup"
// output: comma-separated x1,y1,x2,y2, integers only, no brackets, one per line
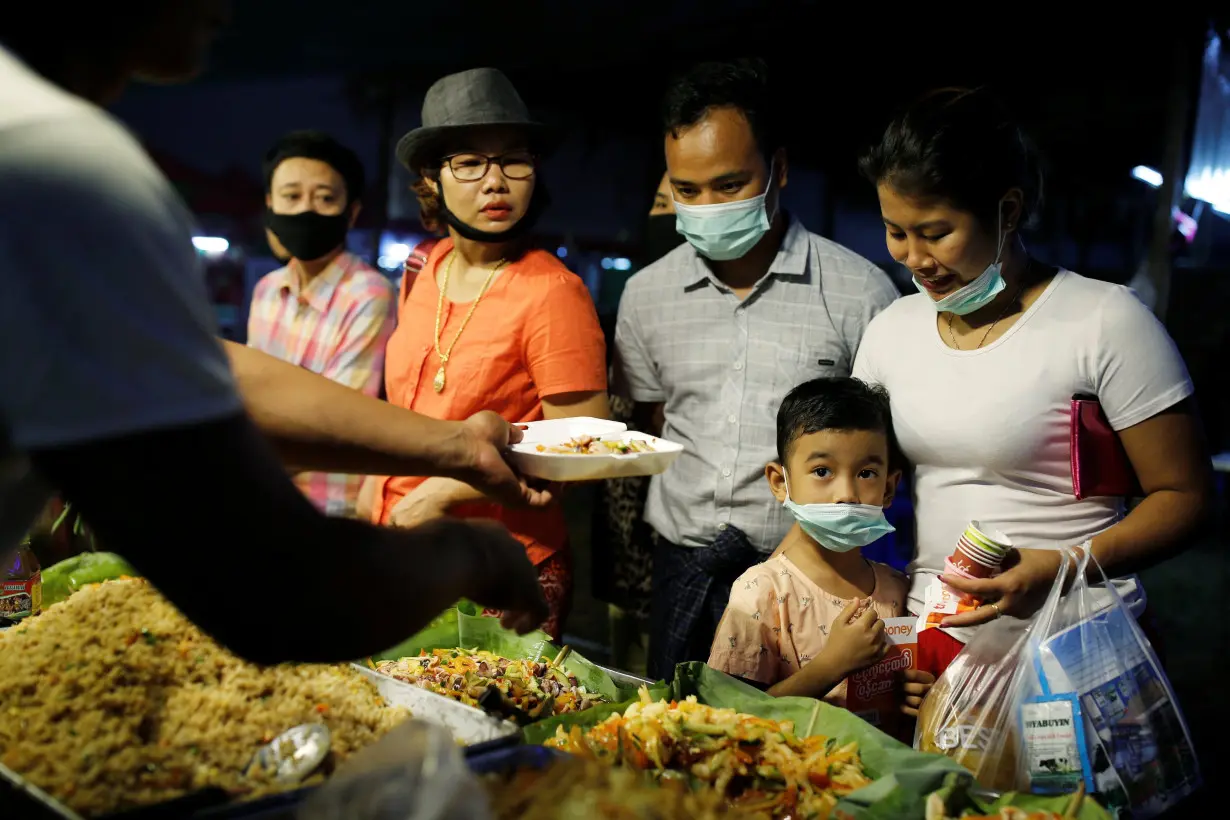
852,88,1214,680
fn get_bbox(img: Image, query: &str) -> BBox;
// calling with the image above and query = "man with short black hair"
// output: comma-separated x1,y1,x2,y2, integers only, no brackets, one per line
615,59,900,679
250,130,396,517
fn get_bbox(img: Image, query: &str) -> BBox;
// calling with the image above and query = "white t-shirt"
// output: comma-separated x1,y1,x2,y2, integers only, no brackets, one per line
0,46,242,551
853,270,1192,630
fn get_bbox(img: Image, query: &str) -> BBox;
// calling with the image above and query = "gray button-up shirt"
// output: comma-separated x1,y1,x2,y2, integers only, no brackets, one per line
614,217,899,552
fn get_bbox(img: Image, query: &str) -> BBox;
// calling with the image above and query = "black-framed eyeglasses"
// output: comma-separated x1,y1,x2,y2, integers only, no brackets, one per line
443,152,536,182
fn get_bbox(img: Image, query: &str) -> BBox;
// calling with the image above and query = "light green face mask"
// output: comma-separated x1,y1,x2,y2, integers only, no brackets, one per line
914,199,1009,316
673,161,778,261
781,471,895,553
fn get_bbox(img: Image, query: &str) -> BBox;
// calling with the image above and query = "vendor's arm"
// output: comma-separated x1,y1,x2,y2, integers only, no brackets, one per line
34,419,548,662
943,287,1214,626
4,116,546,661
224,342,542,508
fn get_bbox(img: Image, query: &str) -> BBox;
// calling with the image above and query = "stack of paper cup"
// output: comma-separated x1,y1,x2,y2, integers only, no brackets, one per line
945,520,1013,580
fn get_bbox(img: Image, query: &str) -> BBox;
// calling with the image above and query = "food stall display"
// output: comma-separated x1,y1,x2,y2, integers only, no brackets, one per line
1,560,1114,820
483,752,739,819
547,691,872,818
524,663,1111,820
0,578,405,816
373,648,607,720
0,578,516,819
370,602,638,712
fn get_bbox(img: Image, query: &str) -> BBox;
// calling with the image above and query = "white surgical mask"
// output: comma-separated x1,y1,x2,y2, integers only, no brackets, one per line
916,200,1009,316
673,162,778,261
780,471,895,553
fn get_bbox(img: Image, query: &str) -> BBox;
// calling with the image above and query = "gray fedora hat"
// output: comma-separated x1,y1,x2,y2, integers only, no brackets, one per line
395,67,553,174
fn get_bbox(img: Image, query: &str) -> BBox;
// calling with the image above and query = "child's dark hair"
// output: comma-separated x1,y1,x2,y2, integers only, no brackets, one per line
262,130,366,206
776,377,897,465
661,58,781,159
858,87,1043,232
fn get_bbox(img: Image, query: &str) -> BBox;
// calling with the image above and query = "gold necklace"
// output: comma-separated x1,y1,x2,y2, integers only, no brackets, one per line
947,282,1023,351
947,259,1035,351
432,251,506,393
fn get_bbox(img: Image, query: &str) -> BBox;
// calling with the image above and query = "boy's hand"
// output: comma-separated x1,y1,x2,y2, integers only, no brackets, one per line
825,598,887,678
900,668,936,717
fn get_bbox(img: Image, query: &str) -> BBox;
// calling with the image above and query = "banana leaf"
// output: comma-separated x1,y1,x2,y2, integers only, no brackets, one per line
41,552,137,608
525,662,1109,820
903,772,1110,820
369,606,635,703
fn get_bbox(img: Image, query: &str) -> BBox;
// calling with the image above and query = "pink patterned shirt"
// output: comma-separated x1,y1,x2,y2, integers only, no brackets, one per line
247,251,395,517
708,554,907,705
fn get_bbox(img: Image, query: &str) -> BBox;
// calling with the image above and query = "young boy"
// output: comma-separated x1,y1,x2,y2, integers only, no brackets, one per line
708,377,928,709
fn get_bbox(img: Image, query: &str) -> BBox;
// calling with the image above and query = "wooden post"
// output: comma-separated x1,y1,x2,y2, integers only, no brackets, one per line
1146,29,1196,321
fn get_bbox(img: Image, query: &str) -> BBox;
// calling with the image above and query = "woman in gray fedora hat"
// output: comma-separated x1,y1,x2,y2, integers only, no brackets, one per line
365,67,610,638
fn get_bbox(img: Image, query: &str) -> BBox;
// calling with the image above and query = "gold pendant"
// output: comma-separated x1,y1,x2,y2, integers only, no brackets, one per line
433,364,446,393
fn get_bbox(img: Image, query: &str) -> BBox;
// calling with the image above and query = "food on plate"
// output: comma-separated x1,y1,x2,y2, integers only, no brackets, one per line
483,754,739,819
0,578,408,817
374,649,606,719
534,435,656,455
545,690,872,818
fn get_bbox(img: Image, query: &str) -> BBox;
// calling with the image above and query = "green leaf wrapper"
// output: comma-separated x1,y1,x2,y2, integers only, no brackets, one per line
524,662,1110,820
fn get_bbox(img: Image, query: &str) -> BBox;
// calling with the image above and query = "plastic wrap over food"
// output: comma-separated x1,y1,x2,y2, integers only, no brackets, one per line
299,720,492,820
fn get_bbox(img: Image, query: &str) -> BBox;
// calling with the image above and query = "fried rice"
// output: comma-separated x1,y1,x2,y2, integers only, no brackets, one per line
0,578,409,817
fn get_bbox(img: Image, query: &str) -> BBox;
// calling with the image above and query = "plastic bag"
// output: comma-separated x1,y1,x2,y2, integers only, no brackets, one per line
916,546,1201,818
298,720,493,820
1028,548,1199,818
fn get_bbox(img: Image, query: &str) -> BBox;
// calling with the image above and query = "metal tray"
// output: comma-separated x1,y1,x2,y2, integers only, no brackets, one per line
0,665,519,819
348,664,519,747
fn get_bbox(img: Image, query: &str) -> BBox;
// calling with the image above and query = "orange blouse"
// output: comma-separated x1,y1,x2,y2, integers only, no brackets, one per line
372,239,607,565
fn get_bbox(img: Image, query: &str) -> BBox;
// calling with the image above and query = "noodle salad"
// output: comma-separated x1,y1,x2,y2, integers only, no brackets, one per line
373,649,605,719
545,690,873,818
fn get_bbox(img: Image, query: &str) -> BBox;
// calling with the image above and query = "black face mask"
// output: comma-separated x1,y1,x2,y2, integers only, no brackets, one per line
642,213,686,265
264,209,350,262
436,181,551,244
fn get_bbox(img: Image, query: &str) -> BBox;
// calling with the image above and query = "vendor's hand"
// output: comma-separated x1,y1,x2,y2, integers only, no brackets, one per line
825,598,887,677
900,668,936,717
940,547,1076,628
428,517,548,634
451,412,553,509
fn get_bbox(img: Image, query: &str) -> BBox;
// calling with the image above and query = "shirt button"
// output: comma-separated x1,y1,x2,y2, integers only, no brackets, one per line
717,522,729,532
727,414,737,424
721,466,732,477
733,361,744,371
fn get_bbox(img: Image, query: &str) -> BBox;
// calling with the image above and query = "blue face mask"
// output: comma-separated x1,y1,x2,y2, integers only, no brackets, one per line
781,472,895,553
914,202,1008,316
673,162,778,261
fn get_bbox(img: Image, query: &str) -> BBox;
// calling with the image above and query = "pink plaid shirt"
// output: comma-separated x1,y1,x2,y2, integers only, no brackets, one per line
247,251,395,517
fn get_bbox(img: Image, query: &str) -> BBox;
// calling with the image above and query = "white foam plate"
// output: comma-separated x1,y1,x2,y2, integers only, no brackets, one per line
350,664,518,746
507,417,683,481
